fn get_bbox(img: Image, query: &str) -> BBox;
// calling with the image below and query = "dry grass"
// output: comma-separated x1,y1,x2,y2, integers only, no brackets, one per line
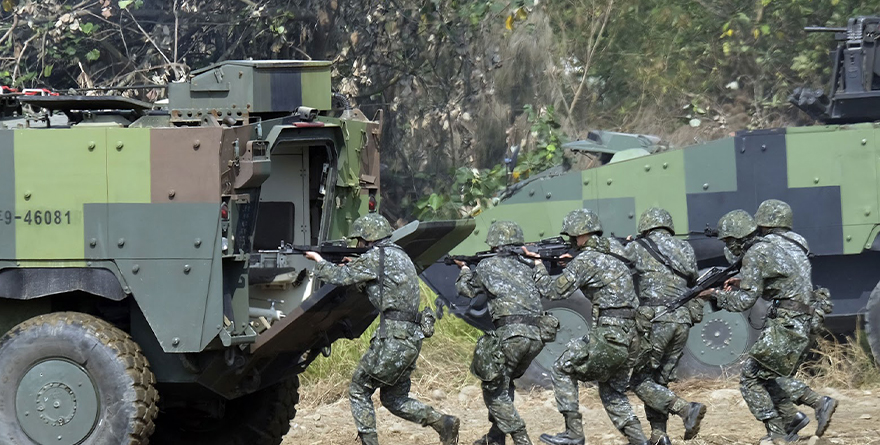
794,328,880,390
299,280,481,408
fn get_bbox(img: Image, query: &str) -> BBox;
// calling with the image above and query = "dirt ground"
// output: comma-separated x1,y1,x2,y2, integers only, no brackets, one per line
283,381,880,445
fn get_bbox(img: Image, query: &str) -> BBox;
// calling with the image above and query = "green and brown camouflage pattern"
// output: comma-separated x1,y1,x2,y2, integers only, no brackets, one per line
485,220,526,248
348,212,394,242
756,199,794,229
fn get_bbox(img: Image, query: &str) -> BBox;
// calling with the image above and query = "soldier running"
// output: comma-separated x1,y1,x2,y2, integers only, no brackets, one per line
454,221,550,445
305,213,460,445
624,208,707,444
700,210,814,444
755,199,838,439
525,209,650,445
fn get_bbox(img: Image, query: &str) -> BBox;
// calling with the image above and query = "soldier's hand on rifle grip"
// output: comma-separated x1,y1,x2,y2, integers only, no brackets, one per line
342,256,354,263
304,251,324,263
453,259,467,268
724,277,741,290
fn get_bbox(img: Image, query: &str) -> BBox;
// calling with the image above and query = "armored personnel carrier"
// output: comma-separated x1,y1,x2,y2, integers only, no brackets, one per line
0,60,472,444
423,16,880,381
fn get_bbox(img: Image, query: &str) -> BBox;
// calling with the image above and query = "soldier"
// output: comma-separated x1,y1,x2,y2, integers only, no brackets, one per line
755,199,838,438
624,208,707,444
526,209,650,445
700,210,814,444
304,213,460,445
454,221,548,445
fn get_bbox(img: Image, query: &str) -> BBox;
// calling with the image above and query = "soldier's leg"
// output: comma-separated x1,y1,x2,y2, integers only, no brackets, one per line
600,373,648,445
740,358,787,438
655,323,689,385
378,367,460,444
539,361,584,445
350,365,381,436
632,372,684,440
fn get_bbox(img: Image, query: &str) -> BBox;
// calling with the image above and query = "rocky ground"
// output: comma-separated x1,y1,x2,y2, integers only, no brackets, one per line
283,381,880,445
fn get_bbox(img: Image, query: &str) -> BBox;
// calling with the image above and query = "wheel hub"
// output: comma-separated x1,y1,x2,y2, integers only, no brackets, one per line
16,359,99,445
686,309,750,367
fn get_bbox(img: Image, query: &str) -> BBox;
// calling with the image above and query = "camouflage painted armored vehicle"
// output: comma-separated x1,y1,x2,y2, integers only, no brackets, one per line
423,16,880,381
0,60,472,445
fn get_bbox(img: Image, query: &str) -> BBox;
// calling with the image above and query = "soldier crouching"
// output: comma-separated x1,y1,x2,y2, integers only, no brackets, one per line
305,213,460,445
525,209,649,445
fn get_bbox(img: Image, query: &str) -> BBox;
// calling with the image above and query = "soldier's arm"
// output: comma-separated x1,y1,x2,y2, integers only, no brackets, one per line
536,255,594,300
313,249,378,286
714,249,765,312
455,264,484,299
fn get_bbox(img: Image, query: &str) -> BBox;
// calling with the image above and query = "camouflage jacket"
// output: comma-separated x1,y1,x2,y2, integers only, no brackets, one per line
534,237,639,311
715,239,813,322
623,230,698,323
456,253,543,340
763,229,811,285
314,239,421,339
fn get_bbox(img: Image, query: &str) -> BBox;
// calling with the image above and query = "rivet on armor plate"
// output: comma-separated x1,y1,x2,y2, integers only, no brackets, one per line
132,264,139,274
761,144,767,151
194,238,202,248
662,163,668,169
168,190,176,199
583,179,590,185
474,229,480,235
116,141,124,151
89,238,97,248
24,192,31,200
702,183,709,190
172,337,180,346
184,264,192,273
87,141,95,151
846,235,852,242
545,193,552,199
193,140,201,150
865,208,872,217
606,178,612,185
862,139,868,146
118,238,125,247
529,190,535,196
539,231,545,236
628,212,634,219
814,177,820,184
644,164,651,172
740,147,746,153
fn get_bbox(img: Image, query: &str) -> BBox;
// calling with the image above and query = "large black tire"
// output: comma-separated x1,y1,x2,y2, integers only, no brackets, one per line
151,376,299,445
516,291,593,389
866,282,880,368
0,312,158,445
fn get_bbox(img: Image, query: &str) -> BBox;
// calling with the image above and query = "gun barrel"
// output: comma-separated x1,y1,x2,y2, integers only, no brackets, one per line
804,26,846,33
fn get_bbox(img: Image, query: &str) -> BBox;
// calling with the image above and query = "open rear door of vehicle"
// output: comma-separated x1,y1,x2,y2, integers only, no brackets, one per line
250,218,475,357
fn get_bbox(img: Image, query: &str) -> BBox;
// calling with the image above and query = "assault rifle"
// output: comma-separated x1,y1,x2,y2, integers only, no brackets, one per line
650,258,741,321
443,236,577,269
286,241,369,263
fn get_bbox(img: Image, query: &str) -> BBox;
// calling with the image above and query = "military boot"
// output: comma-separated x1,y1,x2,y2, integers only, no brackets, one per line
510,429,533,445
358,432,380,445
815,396,838,437
431,415,461,445
783,411,809,442
473,426,506,445
653,435,672,445
760,417,793,444
681,402,707,440
538,412,585,445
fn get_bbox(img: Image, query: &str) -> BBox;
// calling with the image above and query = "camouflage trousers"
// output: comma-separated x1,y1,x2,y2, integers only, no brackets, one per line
631,321,691,434
482,335,544,435
740,357,799,422
349,338,443,434
551,324,640,432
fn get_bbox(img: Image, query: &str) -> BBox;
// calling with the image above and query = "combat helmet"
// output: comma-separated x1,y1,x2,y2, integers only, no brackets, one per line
638,207,675,234
561,209,603,237
486,220,525,248
716,210,757,240
755,199,793,229
348,213,393,241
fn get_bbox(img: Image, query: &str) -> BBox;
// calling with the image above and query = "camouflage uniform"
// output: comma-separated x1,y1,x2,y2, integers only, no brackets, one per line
456,221,545,445
312,213,459,445
535,209,648,445
710,210,813,443
756,199,837,437
624,208,706,443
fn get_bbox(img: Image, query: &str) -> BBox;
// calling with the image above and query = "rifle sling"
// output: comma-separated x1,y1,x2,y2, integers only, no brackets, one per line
635,237,694,286
773,233,811,257
495,314,540,328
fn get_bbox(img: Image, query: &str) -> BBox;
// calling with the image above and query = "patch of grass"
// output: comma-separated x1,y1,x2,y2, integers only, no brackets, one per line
299,280,482,407
796,327,880,389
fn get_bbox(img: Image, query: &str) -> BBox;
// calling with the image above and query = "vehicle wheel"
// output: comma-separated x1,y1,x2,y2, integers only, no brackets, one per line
0,312,158,445
866,282,880,367
676,302,764,379
516,292,592,389
151,376,299,445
